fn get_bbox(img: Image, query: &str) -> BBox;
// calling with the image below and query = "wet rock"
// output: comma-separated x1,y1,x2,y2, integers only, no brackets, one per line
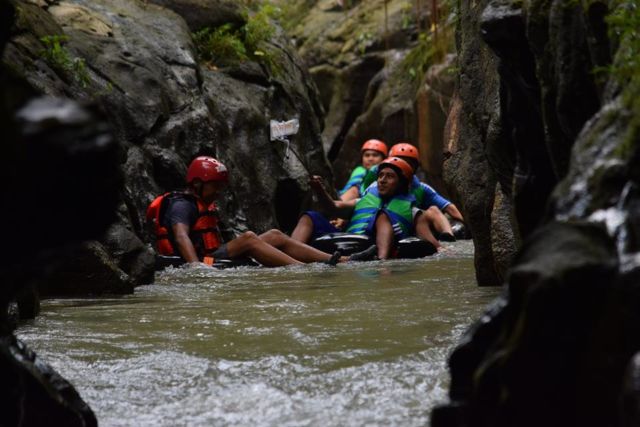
0,335,97,427
434,222,620,427
41,241,134,296
415,54,456,194
490,183,517,280
332,49,415,185
145,0,245,31
1,1,103,422
621,353,640,427
443,0,503,286
103,223,156,286
319,53,386,163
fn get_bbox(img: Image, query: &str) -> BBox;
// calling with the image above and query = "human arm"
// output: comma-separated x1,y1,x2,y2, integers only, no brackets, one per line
444,203,464,223
310,176,357,218
340,186,359,201
171,222,200,263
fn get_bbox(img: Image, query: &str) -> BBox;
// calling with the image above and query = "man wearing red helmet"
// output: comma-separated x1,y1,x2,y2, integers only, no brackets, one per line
299,157,422,260
360,142,464,245
147,156,344,267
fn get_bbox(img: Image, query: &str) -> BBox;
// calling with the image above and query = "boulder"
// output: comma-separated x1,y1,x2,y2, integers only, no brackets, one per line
0,335,97,427
146,0,245,31
1,2,109,421
40,241,134,296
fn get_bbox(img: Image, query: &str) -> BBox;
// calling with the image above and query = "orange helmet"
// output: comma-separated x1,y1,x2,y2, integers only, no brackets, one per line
389,142,419,160
378,157,413,182
186,156,229,184
361,139,388,156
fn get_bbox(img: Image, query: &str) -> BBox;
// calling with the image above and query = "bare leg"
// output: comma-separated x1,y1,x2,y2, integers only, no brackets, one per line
290,214,314,243
374,213,395,260
424,206,453,235
260,229,344,263
415,213,441,249
226,231,302,267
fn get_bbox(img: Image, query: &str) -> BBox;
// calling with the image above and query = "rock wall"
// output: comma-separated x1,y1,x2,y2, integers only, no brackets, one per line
286,0,456,194
433,0,640,425
445,0,608,285
3,0,330,295
1,1,113,422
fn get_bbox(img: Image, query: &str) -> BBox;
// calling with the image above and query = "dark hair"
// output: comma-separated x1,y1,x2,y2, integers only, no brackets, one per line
378,164,409,194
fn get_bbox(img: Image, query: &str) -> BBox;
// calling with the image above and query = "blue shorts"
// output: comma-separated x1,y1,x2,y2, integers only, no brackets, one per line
303,211,341,239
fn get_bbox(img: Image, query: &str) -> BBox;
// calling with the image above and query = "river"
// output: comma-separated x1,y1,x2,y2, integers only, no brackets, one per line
17,241,500,426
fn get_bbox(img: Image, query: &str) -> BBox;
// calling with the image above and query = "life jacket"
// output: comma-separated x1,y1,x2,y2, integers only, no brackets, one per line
339,165,368,195
358,165,378,195
346,184,416,239
146,192,222,259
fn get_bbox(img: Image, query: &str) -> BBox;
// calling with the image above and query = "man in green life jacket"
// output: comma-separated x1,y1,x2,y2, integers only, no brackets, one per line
307,157,421,260
292,139,388,241
359,143,465,248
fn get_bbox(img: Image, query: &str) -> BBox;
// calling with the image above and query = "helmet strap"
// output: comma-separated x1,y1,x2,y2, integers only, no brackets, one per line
191,180,203,199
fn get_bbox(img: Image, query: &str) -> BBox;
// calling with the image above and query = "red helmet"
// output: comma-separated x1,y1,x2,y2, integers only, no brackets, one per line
389,142,419,160
378,157,414,182
186,156,229,184
361,139,388,156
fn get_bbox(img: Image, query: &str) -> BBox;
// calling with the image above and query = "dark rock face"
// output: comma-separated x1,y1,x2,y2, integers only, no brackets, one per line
446,0,607,284
434,0,640,424
444,0,501,286
288,0,456,192
1,335,98,427
145,0,245,31
1,2,112,421
4,0,330,289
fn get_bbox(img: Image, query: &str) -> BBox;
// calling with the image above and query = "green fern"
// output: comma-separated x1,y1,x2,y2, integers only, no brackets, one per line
39,35,90,88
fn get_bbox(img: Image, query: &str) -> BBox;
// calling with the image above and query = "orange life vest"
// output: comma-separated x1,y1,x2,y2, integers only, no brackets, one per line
146,192,222,259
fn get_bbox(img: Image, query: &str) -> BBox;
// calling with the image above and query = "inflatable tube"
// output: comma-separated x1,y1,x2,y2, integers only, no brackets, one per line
155,255,259,270
451,220,471,240
311,233,372,256
311,233,437,258
396,237,437,258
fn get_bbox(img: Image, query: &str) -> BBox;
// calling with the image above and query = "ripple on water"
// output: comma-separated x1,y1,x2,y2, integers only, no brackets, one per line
37,344,453,427
17,241,498,426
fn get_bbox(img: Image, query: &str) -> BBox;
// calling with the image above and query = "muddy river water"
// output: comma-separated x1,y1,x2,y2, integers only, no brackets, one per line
18,241,500,426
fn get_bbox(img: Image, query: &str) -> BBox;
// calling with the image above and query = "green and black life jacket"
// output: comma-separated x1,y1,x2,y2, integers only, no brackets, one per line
361,170,436,208
346,184,416,239
339,165,368,195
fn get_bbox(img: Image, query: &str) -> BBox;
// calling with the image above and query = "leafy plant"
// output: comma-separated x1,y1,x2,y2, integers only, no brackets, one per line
39,35,91,88
193,24,248,66
193,3,281,73
402,0,456,81
604,0,640,85
356,31,373,55
243,3,279,56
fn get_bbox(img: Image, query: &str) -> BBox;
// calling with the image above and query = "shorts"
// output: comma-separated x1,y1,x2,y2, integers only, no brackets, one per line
303,211,341,239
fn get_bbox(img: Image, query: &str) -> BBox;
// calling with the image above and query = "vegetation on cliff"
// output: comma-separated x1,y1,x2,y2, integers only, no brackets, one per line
192,2,282,73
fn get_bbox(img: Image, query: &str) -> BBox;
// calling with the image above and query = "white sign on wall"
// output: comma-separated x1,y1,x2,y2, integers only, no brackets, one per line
270,119,300,141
